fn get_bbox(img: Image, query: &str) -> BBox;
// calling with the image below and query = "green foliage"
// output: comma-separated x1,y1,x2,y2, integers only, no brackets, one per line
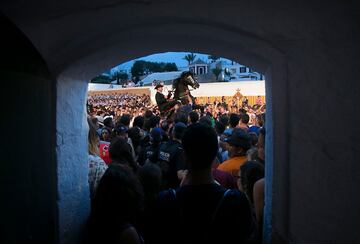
90,74,111,84
212,67,222,80
131,60,178,80
208,55,220,62
112,71,129,85
183,53,196,65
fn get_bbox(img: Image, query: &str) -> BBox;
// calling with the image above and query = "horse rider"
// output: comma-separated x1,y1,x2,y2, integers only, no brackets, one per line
155,83,178,113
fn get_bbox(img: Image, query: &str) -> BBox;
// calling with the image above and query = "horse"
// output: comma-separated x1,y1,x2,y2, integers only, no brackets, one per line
172,71,200,105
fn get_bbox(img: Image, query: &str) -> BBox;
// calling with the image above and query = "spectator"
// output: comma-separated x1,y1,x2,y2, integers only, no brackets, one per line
157,122,187,189
239,113,250,132
100,127,111,142
138,127,163,165
211,158,236,189
217,128,251,177
137,163,163,241
255,95,263,106
118,113,131,128
237,161,264,204
85,164,144,244
248,132,258,148
109,137,138,172
188,111,199,124
257,127,265,164
153,123,256,243
87,118,107,200
247,147,259,161
224,113,240,135
133,115,145,129
199,115,212,127
103,116,114,131
253,178,265,238
249,114,262,135
218,114,229,128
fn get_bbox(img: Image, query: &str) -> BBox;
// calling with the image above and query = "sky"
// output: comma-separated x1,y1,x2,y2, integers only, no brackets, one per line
111,52,235,72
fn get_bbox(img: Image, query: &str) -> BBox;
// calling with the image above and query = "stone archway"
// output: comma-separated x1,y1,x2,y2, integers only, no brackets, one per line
2,1,360,243
56,21,288,243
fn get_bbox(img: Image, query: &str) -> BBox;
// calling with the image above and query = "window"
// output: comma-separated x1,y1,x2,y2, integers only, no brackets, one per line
240,67,246,73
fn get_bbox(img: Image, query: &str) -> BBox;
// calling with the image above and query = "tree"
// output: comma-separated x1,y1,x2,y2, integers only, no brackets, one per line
131,60,179,81
212,67,222,81
164,62,178,71
90,74,112,84
131,60,147,80
183,53,196,65
208,55,220,63
112,71,129,85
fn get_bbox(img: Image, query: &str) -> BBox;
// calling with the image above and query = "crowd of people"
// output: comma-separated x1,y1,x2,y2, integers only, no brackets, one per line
85,90,266,244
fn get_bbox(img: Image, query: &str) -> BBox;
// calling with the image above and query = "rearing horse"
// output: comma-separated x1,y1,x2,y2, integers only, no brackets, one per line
172,71,200,105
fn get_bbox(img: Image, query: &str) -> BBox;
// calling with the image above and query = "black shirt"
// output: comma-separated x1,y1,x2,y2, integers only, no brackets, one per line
158,140,186,189
152,184,256,244
138,143,162,165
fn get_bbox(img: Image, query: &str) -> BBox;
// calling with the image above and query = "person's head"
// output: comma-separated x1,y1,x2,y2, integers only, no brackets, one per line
112,123,128,140
150,127,162,145
229,113,240,128
109,137,137,171
100,127,111,142
241,113,249,125
248,132,258,147
160,119,169,132
218,105,225,114
199,115,212,127
138,162,162,200
144,110,153,119
174,112,188,125
258,113,265,127
182,123,218,170
219,114,229,127
103,116,114,129
118,113,131,127
133,115,145,128
88,119,100,156
92,164,144,222
215,121,225,135
225,128,251,157
90,116,100,130
127,126,141,149
188,111,199,124
173,122,187,141
155,84,164,93
238,161,264,204
149,115,161,128
239,108,247,116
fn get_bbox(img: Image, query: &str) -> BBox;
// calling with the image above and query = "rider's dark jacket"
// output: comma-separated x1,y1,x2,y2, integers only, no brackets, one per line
156,92,167,110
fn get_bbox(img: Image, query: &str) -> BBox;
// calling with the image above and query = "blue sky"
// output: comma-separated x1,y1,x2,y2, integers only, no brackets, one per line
111,52,234,72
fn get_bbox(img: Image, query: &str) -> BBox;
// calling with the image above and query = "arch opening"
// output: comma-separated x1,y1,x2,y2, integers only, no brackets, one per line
56,22,289,244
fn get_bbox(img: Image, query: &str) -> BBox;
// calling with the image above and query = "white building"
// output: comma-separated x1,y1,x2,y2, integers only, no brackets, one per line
188,59,208,75
209,60,263,81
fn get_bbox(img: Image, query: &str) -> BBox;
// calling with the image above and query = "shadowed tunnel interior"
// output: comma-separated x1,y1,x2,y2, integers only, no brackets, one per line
1,1,360,243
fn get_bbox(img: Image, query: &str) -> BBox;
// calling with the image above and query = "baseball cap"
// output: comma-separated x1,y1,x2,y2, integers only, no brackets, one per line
114,124,128,135
150,127,162,143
